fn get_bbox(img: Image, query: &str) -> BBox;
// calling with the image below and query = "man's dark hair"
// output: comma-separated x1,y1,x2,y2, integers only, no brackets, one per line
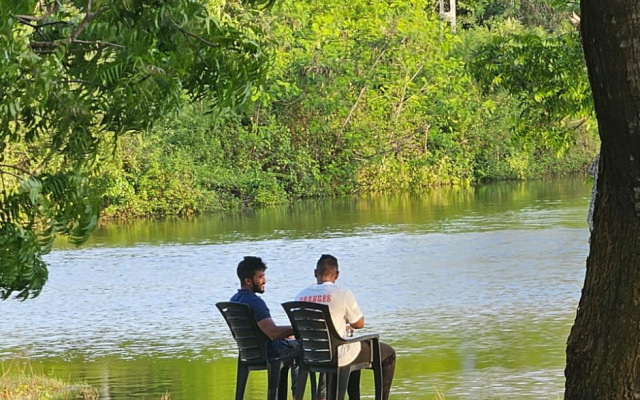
316,254,338,277
237,256,267,283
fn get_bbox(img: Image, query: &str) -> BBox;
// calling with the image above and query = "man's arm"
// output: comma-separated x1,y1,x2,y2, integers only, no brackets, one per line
345,288,365,329
257,317,293,340
350,316,365,329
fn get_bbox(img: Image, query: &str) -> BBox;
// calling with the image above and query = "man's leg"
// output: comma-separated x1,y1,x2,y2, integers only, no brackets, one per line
348,341,396,400
379,342,396,400
274,339,300,399
317,373,327,400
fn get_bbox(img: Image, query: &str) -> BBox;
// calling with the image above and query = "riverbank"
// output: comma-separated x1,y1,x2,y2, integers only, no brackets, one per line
1,361,173,400
0,360,97,400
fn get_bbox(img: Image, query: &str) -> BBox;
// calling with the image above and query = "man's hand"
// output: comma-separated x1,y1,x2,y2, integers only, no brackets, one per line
257,317,294,340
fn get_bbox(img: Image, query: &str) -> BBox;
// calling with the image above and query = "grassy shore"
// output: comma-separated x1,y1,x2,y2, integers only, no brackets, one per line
1,359,174,400
0,360,98,400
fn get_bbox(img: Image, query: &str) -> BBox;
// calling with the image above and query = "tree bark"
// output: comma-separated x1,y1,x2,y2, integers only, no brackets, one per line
565,1,640,399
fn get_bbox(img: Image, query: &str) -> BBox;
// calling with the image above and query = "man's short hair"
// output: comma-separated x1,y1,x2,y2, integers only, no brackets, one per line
316,254,338,276
237,256,267,282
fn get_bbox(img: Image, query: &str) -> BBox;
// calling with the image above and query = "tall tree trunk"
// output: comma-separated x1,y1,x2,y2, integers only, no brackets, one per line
565,1,640,399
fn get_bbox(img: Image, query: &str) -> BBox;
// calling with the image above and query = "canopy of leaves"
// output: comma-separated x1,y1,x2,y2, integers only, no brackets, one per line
457,0,579,29
467,20,593,152
0,0,272,299
96,0,595,213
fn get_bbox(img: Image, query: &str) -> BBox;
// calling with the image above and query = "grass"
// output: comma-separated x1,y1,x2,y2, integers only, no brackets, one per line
1,359,174,400
0,359,98,400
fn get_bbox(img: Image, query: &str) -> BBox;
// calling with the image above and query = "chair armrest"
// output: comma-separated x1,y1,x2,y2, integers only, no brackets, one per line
340,333,381,366
342,333,379,344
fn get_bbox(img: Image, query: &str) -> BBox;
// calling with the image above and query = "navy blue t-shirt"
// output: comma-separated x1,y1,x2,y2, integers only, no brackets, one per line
230,289,271,322
230,289,284,356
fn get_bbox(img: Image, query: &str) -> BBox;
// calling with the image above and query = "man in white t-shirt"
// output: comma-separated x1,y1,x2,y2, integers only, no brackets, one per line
295,254,396,400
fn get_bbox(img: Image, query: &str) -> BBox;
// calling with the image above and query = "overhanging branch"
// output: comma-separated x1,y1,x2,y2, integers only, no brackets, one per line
171,20,217,47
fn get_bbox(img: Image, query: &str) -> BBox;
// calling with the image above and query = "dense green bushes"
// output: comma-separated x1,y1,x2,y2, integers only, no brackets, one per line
100,0,598,218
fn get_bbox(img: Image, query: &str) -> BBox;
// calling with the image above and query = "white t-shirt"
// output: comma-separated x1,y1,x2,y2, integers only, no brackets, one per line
295,282,363,366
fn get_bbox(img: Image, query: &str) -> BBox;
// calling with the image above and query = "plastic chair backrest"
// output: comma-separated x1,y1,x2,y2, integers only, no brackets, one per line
217,301,270,366
282,301,346,368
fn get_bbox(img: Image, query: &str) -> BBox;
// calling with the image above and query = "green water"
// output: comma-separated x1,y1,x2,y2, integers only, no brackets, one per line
0,177,592,399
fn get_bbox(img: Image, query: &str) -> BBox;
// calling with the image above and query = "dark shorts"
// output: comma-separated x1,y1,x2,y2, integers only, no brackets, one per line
268,338,300,359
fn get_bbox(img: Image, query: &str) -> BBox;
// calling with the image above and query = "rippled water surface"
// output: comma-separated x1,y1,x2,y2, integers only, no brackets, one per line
0,177,592,399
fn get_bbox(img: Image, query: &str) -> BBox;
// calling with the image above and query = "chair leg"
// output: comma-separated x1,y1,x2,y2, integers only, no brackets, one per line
294,365,309,400
277,364,289,400
372,340,383,400
309,371,318,400
267,361,283,400
373,367,383,400
336,368,351,400
326,373,337,400
236,363,250,400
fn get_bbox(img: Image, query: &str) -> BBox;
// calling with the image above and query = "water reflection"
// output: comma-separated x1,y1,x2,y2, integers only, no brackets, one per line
0,177,592,399
54,176,592,248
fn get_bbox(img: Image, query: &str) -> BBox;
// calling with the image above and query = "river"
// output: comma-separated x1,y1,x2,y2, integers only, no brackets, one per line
0,176,592,399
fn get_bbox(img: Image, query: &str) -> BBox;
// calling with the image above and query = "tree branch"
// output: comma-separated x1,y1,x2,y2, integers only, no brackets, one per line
342,46,388,127
69,2,108,43
74,40,125,49
342,87,367,128
171,20,212,70
0,164,33,178
30,39,124,52
65,79,102,86
15,16,68,29
171,20,217,47
20,1,115,53
393,64,424,120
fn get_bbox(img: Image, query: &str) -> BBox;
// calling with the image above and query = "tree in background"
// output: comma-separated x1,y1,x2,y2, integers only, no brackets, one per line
467,19,593,153
564,1,640,398
457,0,577,29
99,0,596,216
0,0,272,299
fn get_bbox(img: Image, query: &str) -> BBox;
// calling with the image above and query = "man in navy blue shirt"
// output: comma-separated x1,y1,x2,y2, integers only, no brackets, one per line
230,256,297,356
230,256,300,396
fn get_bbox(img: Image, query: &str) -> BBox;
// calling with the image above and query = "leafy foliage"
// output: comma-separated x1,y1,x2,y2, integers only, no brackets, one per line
98,0,597,216
457,0,579,29
0,0,272,299
0,0,599,299
467,20,594,153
